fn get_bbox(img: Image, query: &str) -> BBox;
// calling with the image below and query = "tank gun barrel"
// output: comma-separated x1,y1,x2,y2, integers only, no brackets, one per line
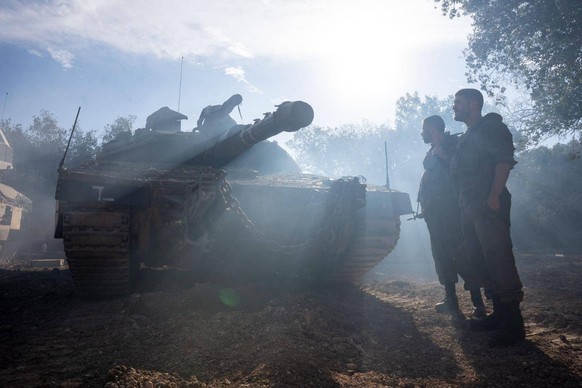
198,100,314,165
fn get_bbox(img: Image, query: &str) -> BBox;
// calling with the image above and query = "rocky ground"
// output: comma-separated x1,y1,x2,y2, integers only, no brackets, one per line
0,253,581,387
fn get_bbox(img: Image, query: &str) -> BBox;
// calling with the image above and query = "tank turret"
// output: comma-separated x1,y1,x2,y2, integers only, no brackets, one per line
98,97,313,170
0,128,31,262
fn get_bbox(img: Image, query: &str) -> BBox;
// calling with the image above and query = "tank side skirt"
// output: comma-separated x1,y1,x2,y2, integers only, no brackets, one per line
330,210,401,283
61,203,131,297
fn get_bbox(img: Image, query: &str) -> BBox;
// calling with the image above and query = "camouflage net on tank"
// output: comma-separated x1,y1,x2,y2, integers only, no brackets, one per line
217,175,367,256
183,167,229,252
317,176,367,256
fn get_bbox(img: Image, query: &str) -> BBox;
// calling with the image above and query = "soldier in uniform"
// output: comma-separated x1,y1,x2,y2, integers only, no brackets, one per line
196,94,243,143
419,115,487,318
451,88,525,347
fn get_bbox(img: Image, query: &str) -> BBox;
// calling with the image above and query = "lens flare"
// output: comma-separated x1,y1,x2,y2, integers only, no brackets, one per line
219,288,241,307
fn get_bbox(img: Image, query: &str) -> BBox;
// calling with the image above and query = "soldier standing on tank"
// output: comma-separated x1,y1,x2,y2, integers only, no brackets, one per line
196,94,243,143
419,115,487,318
451,88,525,347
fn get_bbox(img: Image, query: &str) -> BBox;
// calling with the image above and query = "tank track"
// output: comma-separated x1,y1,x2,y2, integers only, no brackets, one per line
222,176,405,285
61,203,132,298
330,211,401,284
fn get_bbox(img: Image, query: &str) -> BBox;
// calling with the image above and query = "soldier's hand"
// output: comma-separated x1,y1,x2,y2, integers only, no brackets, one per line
487,195,500,212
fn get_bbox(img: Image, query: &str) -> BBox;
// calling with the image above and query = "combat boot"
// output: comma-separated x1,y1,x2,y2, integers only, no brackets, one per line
435,282,461,315
469,296,500,331
470,289,487,318
488,301,525,347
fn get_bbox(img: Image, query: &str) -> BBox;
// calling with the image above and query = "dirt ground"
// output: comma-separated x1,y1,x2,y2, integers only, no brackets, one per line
1,253,581,387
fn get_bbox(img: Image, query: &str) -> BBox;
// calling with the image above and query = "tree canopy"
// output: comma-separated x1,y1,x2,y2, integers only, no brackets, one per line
286,121,390,185
102,115,136,144
1,112,99,197
509,140,582,252
435,0,582,142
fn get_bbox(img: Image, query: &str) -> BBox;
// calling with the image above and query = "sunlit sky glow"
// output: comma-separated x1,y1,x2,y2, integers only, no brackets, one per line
0,0,472,136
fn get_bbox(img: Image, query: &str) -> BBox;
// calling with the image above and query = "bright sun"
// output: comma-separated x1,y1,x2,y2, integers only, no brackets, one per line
315,3,414,107
327,47,409,102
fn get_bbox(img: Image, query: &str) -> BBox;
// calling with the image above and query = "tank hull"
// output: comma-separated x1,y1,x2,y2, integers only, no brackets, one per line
56,162,411,297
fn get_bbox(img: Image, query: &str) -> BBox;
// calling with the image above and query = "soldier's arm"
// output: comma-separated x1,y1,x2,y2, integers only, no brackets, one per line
484,122,516,212
487,163,511,212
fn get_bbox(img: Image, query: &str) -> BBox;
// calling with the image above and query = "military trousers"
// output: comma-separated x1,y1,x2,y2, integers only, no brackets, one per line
459,191,523,303
424,208,459,285
425,203,489,290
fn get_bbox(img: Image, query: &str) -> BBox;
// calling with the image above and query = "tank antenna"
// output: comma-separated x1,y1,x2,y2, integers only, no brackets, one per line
58,106,81,171
178,56,184,112
0,92,7,121
384,141,390,189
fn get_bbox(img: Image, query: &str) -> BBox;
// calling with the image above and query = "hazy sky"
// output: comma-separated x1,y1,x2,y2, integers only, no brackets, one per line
0,0,472,138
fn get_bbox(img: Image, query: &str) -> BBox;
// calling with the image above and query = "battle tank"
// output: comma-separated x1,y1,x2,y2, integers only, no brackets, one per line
0,127,31,263
54,96,412,297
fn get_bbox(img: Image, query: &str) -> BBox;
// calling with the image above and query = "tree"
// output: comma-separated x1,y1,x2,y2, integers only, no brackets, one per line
102,115,136,144
286,121,390,185
435,0,582,142
26,110,67,154
509,139,582,252
0,118,26,155
2,111,65,195
5,111,98,188
67,129,99,167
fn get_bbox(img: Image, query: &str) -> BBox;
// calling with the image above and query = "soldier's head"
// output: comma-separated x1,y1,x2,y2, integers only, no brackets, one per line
421,115,445,144
453,88,483,125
